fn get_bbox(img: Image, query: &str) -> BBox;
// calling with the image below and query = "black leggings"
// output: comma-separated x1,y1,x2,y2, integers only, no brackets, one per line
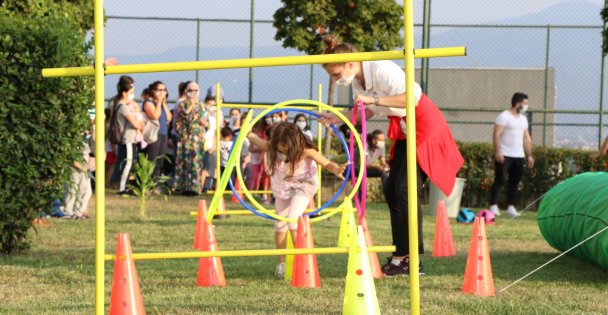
384,140,424,256
489,157,525,206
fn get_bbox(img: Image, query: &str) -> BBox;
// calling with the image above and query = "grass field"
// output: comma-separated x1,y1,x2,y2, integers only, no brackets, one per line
1,193,607,314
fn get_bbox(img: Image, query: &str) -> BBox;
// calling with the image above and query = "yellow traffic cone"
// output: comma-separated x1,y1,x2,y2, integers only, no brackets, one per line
342,225,381,315
338,200,356,247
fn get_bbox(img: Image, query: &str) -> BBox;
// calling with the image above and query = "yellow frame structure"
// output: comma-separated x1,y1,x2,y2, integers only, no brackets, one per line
42,1,465,314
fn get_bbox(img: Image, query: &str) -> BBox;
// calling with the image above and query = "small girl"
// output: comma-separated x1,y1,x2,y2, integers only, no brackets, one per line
247,122,346,278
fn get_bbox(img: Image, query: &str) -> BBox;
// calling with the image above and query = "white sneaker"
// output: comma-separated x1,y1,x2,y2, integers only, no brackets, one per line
506,206,521,217
489,204,500,216
274,263,285,278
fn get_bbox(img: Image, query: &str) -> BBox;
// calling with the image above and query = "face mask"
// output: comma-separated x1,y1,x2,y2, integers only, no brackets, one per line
231,115,240,122
519,104,528,114
187,91,199,99
128,93,135,101
276,152,287,161
265,117,272,125
336,69,355,87
272,117,282,124
296,121,307,130
376,141,385,149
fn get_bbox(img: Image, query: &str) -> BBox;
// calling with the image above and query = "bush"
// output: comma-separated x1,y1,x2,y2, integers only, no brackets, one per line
0,7,93,253
320,136,604,209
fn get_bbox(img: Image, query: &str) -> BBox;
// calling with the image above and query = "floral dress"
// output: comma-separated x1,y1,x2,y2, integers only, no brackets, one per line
175,100,207,194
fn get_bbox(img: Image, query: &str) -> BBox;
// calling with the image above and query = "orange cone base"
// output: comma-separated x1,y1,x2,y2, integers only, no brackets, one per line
291,216,321,288
109,233,145,315
433,200,456,257
461,217,495,296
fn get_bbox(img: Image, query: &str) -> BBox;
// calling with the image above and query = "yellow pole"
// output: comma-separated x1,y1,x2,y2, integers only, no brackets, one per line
42,47,466,77
93,0,105,314
103,246,396,261
215,82,221,192
316,83,323,208
404,0,420,314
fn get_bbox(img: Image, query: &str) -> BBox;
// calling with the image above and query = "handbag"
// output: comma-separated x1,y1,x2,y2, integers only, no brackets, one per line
142,115,160,144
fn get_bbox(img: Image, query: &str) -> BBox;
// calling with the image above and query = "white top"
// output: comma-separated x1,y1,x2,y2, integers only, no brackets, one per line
220,140,233,167
351,60,422,134
366,145,385,165
204,112,217,151
495,110,529,158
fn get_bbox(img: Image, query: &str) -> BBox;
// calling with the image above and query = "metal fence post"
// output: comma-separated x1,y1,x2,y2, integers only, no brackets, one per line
542,25,551,147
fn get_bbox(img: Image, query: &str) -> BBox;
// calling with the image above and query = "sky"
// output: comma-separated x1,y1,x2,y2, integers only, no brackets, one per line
104,0,605,25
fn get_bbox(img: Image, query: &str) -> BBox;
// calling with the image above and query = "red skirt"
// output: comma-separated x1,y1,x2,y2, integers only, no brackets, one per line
387,93,464,196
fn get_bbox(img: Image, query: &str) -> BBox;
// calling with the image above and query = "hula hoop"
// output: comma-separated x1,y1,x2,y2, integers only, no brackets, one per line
349,100,367,223
206,99,365,224
227,108,352,220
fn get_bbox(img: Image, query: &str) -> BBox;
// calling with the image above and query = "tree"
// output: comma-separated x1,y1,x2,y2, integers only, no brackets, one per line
0,1,94,254
273,0,403,153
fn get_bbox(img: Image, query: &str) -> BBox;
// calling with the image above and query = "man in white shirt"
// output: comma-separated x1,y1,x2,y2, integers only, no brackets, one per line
489,93,535,217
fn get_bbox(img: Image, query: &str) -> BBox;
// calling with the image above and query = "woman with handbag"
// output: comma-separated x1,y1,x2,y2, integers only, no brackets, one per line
142,81,172,181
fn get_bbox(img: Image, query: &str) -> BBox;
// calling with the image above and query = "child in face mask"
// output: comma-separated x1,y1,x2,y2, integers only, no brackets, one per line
247,122,347,278
227,108,241,130
293,113,313,141
365,129,389,175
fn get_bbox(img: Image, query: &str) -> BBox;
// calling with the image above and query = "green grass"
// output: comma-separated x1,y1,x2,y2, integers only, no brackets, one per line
1,194,607,314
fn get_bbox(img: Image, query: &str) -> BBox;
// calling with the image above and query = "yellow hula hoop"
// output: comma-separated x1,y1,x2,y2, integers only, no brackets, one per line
206,99,365,223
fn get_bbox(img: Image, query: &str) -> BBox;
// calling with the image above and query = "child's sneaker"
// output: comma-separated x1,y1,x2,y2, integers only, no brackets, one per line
381,257,407,277
506,206,521,217
274,262,286,279
489,204,500,216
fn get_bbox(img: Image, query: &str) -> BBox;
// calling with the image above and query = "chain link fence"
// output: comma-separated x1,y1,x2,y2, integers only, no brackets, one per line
103,15,605,149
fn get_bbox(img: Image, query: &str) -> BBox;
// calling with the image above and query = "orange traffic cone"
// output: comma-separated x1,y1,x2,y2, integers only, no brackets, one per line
193,200,207,250
462,217,495,296
433,200,456,257
109,233,145,315
342,225,381,314
307,198,315,210
291,216,321,288
196,203,226,287
231,179,244,203
360,218,383,279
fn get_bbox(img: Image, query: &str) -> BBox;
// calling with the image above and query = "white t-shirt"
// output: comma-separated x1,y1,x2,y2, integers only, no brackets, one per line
366,145,385,165
351,60,422,134
220,140,233,167
495,110,529,158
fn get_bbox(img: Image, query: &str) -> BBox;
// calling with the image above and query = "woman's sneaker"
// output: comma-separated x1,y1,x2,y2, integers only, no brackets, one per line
274,263,286,279
381,257,407,277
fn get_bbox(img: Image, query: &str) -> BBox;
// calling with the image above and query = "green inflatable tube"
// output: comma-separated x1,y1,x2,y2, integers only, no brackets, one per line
538,172,608,270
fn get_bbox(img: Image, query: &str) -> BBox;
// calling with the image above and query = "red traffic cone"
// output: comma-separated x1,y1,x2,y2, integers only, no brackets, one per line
109,233,145,315
462,217,495,296
197,208,226,287
360,218,383,279
231,179,244,203
433,200,456,257
291,216,321,288
193,200,207,250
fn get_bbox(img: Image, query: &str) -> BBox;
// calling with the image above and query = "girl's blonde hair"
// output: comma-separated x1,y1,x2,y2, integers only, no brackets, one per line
267,122,315,179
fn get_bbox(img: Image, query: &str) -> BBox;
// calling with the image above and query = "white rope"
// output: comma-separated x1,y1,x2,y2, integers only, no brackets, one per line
497,224,608,294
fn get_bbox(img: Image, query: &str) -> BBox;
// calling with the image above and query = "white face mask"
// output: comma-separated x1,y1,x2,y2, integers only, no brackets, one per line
276,152,287,161
519,104,528,114
376,140,385,150
296,121,307,130
231,115,240,122
265,117,272,125
336,68,355,87
187,91,199,99
128,93,135,101
272,117,282,124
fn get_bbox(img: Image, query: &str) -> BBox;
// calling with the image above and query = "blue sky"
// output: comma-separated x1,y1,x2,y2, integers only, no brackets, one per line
104,0,604,25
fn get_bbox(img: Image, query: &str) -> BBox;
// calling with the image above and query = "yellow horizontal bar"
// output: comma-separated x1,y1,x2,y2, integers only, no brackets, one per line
189,207,342,216
42,47,465,77
222,103,344,110
104,246,395,261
